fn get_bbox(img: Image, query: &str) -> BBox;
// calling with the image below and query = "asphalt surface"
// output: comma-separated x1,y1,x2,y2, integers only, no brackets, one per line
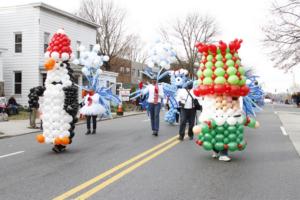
0,105,300,200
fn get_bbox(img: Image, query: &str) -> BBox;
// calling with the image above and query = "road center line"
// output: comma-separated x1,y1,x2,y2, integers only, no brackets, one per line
280,126,288,136
75,140,180,200
0,151,25,159
53,135,178,200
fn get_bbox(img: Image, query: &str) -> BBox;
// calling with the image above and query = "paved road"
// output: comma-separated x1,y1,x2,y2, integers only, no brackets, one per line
0,105,299,200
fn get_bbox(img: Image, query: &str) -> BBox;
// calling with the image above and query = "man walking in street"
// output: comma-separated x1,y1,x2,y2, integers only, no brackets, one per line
176,82,201,141
143,77,164,136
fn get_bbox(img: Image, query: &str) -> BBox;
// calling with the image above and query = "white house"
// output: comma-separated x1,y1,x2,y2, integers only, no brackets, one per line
0,2,101,105
0,48,7,96
131,61,146,85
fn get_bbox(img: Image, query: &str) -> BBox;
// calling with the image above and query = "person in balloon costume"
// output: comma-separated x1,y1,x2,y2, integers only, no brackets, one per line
192,39,260,162
74,45,121,135
34,29,79,153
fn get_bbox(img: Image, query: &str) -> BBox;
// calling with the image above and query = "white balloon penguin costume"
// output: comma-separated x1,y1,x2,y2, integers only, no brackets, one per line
36,29,79,153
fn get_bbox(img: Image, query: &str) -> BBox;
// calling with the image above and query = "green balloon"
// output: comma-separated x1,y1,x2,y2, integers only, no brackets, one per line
223,137,229,144
214,77,226,85
238,67,245,75
238,134,244,141
228,134,237,142
203,68,213,77
207,55,213,61
234,53,239,58
226,67,237,75
225,53,232,59
216,126,225,134
203,77,213,85
248,119,256,128
203,141,213,151
217,48,221,54
204,133,212,142
238,125,244,133
215,134,224,142
226,47,230,53
215,61,224,68
200,63,205,67
228,75,239,85
236,59,241,65
216,54,223,61
201,124,210,133
214,142,224,151
211,138,216,145
239,76,246,86
210,130,216,137
214,68,225,76
228,126,237,133
224,130,229,137
205,61,213,68
197,70,202,77
211,120,217,128
226,60,234,67
228,142,238,151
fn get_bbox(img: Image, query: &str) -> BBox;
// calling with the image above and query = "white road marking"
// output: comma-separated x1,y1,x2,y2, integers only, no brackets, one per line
0,151,25,159
280,126,288,136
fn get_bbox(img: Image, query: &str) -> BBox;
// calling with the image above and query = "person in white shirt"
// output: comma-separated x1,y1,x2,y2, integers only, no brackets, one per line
143,77,164,136
176,82,200,140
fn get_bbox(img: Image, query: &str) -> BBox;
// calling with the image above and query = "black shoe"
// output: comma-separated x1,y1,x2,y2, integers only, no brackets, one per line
52,145,66,153
85,130,91,135
152,131,158,136
91,130,96,134
178,136,184,141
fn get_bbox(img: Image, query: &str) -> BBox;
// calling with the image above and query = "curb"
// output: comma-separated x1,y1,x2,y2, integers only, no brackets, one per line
0,112,145,139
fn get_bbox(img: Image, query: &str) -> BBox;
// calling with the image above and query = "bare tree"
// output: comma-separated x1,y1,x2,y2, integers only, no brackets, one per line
124,35,148,64
263,0,300,71
77,0,135,70
160,13,218,76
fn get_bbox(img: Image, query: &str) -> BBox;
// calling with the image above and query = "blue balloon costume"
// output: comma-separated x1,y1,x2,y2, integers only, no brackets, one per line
74,45,121,118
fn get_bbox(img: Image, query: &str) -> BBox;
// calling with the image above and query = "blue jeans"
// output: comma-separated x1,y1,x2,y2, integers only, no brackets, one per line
149,103,161,132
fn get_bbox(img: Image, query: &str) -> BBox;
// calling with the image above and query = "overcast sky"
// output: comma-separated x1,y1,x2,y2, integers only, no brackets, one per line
1,0,300,93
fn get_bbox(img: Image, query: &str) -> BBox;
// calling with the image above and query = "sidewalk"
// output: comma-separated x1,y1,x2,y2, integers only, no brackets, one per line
0,111,145,139
277,110,300,157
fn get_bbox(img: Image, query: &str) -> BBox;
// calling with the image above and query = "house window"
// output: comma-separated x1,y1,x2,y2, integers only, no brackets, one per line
138,70,140,77
14,71,22,94
44,32,50,52
120,67,124,73
89,44,94,51
14,33,22,53
76,41,81,59
126,67,130,74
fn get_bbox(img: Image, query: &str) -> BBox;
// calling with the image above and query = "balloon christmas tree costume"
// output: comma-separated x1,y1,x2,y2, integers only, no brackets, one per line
192,39,259,161
35,29,79,153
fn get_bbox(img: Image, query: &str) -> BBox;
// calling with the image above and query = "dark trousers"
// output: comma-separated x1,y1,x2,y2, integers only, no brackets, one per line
176,108,180,123
179,108,196,137
87,115,97,130
149,103,161,132
213,149,228,156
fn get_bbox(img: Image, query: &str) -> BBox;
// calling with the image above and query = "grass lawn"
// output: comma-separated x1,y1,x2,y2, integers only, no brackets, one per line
8,110,29,120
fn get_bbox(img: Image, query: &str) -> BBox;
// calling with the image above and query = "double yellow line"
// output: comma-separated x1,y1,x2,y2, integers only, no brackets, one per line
53,135,180,200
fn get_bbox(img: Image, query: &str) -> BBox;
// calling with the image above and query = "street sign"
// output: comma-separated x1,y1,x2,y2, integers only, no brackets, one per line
119,88,131,101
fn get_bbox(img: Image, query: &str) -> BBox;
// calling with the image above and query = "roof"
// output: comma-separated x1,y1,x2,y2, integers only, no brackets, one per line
0,2,100,28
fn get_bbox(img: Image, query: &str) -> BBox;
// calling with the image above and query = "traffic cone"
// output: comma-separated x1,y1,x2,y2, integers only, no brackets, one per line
117,104,123,116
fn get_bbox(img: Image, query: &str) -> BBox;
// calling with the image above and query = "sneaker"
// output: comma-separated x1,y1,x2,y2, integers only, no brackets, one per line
85,130,91,135
178,136,184,141
91,130,96,134
212,152,219,158
152,131,158,136
173,122,179,126
219,155,231,162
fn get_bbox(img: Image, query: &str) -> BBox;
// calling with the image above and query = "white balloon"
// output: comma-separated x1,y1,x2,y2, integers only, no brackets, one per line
51,52,59,61
103,55,110,62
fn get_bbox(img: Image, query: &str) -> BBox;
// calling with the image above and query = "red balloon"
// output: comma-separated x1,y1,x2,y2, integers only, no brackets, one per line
193,88,201,97
230,85,240,96
240,85,250,96
214,84,226,94
219,40,227,52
